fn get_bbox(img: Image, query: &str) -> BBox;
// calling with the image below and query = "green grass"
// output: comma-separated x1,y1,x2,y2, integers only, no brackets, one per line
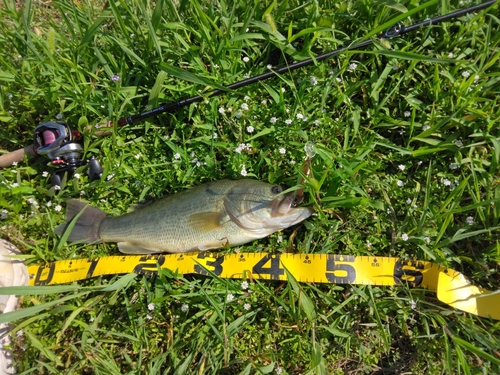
1,0,499,373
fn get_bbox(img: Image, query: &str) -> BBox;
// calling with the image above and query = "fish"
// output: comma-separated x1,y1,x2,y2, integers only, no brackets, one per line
54,179,313,254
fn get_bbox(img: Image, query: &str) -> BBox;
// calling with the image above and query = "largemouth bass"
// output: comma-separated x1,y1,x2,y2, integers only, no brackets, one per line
55,179,312,254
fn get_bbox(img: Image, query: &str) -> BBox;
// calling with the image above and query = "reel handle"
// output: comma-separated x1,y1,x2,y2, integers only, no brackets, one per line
0,144,36,168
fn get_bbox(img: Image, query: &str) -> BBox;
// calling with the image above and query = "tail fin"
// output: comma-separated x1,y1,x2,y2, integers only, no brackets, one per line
54,200,107,243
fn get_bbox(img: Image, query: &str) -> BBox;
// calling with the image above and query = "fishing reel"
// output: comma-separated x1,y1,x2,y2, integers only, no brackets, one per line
33,121,102,187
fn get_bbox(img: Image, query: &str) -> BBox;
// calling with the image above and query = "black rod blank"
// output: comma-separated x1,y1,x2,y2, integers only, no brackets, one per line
117,0,497,127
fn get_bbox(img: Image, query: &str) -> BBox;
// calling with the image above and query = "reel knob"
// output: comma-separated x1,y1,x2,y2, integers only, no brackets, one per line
88,157,103,181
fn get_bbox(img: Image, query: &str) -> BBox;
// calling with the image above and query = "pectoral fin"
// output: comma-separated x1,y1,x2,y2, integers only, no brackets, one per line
188,212,223,233
118,242,162,254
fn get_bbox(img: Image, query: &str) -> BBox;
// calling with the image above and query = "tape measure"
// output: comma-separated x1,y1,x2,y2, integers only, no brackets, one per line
27,252,499,320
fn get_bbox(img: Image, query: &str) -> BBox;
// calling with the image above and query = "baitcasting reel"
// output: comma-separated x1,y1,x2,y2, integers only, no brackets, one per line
33,121,102,187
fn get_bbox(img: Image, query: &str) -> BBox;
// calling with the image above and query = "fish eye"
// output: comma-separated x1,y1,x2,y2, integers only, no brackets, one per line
271,185,283,194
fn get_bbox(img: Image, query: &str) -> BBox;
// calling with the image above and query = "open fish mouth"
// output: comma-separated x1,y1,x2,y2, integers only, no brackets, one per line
270,192,296,217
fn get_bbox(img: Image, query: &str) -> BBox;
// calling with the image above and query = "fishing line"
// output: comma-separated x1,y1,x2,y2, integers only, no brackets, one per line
27,252,500,320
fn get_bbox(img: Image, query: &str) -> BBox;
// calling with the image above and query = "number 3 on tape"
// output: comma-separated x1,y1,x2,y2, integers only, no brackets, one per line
194,253,224,276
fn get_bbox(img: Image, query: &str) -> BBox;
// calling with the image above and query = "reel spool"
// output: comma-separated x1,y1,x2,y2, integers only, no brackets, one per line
33,121,102,186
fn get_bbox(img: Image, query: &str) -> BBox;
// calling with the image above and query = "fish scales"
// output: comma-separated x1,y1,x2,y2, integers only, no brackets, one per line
55,179,313,254
100,180,239,252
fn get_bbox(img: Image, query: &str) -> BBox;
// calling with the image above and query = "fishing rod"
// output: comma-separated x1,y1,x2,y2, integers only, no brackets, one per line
0,0,497,185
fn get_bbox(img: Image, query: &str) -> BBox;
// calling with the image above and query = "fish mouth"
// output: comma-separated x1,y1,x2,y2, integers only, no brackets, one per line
270,192,296,217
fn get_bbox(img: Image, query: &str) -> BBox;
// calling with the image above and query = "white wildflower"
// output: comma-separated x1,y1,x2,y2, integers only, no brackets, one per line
465,216,474,225
242,56,250,63
226,293,235,303
279,148,286,154
461,71,470,78
0,210,8,220
173,153,181,160
409,300,417,310
404,111,411,118
424,236,431,244
54,205,62,212
442,178,451,187
181,303,189,312
246,125,254,133
56,113,63,120
449,163,459,170
241,281,249,290
219,107,225,114
270,117,278,124
241,103,249,111
285,119,292,125
455,139,463,148
310,76,318,85
397,180,404,187
73,173,81,179
243,303,251,311
348,62,358,72
401,233,409,241
240,166,248,177
423,125,431,131
147,303,155,311
398,164,405,171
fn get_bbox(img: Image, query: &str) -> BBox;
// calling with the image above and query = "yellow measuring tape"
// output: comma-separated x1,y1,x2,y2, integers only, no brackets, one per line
27,252,499,320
